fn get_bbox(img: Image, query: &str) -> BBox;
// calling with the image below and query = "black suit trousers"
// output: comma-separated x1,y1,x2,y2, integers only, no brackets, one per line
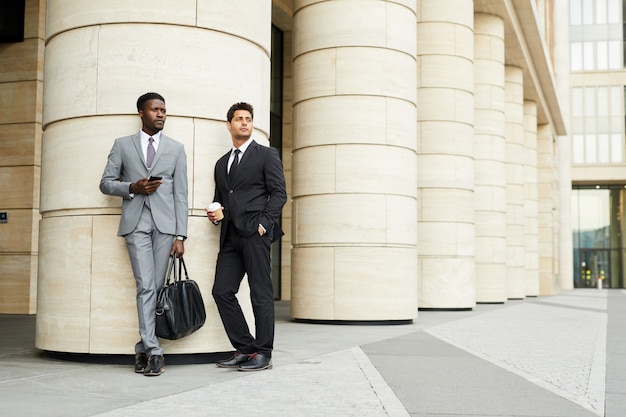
212,226,274,356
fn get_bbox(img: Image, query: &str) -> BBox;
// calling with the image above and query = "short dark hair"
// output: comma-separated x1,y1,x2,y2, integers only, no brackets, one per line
227,102,254,122
137,92,165,111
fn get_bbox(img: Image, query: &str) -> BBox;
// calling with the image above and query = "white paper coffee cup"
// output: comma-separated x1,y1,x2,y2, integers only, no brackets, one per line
208,202,224,222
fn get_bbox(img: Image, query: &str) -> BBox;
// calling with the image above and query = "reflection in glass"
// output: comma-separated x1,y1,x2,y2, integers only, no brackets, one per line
572,187,625,288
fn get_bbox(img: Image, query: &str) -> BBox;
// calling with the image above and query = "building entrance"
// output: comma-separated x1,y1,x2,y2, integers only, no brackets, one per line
578,249,610,288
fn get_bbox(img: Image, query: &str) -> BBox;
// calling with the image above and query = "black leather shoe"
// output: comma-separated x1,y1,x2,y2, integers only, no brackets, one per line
134,353,148,374
238,353,272,372
144,355,164,376
216,352,253,368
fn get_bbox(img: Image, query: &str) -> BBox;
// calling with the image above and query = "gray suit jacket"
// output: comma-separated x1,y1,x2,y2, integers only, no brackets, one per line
100,132,188,237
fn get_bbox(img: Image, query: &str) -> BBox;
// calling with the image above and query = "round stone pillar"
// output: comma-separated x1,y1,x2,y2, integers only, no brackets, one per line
523,100,540,296
37,1,271,354
473,13,507,303
504,66,526,300
291,0,418,321
537,125,557,295
417,0,475,309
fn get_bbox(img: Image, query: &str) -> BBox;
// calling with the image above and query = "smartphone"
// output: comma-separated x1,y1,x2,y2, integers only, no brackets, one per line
148,176,162,181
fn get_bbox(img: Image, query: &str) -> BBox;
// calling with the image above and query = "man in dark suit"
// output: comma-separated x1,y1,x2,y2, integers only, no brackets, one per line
207,102,287,371
100,92,188,376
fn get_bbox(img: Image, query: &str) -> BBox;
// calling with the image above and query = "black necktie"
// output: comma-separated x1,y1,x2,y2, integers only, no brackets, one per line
229,149,241,180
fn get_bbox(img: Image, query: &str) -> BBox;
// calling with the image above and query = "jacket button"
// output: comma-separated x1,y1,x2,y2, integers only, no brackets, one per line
229,190,234,193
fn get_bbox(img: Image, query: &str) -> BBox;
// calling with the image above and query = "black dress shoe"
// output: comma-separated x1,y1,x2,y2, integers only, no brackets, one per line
144,355,164,376
238,353,272,372
134,353,148,374
216,352,253,368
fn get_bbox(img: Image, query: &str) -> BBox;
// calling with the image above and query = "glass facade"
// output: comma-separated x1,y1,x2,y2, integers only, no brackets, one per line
569,1,626,289
569,0,622,71
570,85,623,163
572,186,626,288
569,0,625,165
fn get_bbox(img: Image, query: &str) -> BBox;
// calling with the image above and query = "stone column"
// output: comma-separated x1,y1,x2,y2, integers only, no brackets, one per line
555,0,573,290
557,141,572,290
537,124,558,294
291,0,418,321
417,0,475,309
474,13,507,303
37,0,271,353
504,66,525,299
523,100,540,296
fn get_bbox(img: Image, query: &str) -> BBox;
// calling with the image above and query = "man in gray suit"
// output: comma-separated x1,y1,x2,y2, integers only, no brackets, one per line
100,92,188,376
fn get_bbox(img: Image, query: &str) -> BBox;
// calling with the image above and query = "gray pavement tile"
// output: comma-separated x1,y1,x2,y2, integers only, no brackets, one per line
420,292,607,415
605,290,626,417
363,332,597,417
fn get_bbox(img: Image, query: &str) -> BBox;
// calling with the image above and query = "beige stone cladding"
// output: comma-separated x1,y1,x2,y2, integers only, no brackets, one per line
36,0,272,353
523,100,540,296
474,13,507,303
417,0,476,309
537,124,559,295
504,65,526,300
291,0,418,321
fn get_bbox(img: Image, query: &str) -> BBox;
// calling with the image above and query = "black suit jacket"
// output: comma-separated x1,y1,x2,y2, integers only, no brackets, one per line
213,140,287,247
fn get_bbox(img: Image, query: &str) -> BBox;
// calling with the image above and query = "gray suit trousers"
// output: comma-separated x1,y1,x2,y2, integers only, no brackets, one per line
124,205,172,356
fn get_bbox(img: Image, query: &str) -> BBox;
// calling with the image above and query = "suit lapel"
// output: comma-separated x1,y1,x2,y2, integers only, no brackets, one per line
238,140,257,169
131,133,146,168
229,140,257,184
150,134,169,169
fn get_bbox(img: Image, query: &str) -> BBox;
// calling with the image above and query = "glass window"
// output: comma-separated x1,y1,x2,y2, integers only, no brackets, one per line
571,43,583,71
583,42,595,70
610,86,621,113
572,187,626,289
611,133,623,162
597,0,607,24
597,41,608,69
583,0,594,24
608,40,622,68
571,0,582,24
586,134,597,162
608,0,621,23
572,188,610,247
598,134,610,162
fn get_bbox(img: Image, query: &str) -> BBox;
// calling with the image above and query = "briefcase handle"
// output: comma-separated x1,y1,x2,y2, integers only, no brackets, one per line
164,254,190,285
178,256,190,281
164,254,179,285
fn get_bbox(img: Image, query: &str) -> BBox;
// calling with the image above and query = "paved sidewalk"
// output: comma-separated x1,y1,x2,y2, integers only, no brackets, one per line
1,289,622,417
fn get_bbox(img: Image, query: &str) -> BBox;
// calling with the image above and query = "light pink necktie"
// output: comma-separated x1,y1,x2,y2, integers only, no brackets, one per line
147,137,155,168
145,138,155,208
